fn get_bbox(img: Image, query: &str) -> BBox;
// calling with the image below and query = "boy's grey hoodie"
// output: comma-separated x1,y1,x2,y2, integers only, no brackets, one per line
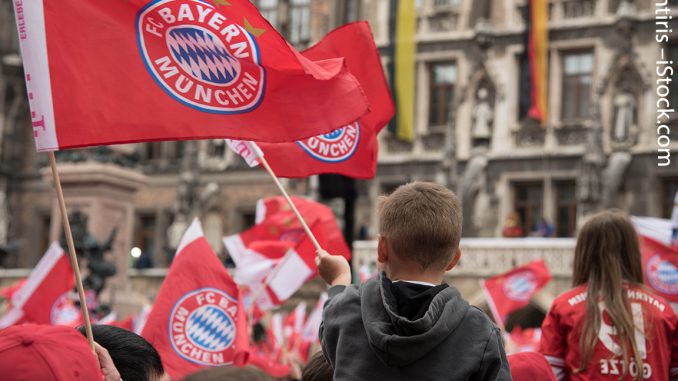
320,275,512,381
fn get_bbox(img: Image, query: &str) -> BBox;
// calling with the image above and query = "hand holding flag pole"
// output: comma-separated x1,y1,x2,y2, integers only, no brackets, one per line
48,152,95,350
229,139,323,253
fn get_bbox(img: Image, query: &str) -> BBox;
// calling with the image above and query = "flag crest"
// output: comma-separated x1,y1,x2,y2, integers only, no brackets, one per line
142,219,248,379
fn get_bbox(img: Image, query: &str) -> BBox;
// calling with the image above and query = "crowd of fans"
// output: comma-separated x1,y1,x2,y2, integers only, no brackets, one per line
2,182,676,380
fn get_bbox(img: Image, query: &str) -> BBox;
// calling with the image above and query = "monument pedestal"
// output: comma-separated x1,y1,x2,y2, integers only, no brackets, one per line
42,162,147,316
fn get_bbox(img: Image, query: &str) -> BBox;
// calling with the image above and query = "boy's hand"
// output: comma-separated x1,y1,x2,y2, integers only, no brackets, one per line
315,250,351,286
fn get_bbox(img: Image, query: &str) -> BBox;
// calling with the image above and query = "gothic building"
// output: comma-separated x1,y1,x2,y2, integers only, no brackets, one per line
0,0,677,271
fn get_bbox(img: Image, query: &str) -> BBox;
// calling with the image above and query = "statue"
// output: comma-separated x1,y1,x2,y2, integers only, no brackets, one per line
166,172,220,252
61,211,117,296
472,88,493,145
612,90,636,142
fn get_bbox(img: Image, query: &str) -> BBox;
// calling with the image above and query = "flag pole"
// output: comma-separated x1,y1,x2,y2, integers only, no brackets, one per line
48,152,95,350
256,153,323,253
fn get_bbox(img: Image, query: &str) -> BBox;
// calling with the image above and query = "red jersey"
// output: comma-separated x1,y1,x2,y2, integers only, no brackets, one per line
539,283,678,381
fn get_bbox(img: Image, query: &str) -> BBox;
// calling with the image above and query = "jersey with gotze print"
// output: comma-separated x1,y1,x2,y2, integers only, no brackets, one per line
539,283,678,381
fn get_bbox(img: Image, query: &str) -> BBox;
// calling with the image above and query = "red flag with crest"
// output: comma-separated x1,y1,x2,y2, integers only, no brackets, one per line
481,259,551,325
640,234,678,304
0,242,77,328
256,21,394,179
142,219,248,380
12,0,368,151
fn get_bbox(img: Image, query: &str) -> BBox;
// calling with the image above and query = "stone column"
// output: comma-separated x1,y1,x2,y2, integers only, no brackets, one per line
43,162,147,313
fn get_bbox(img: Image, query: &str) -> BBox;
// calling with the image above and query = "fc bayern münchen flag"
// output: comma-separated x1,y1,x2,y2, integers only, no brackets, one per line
0,242,76,328
481,259,551,325
142,219,249,379
12,0,368,151
256,22,395,179
640,234,678,305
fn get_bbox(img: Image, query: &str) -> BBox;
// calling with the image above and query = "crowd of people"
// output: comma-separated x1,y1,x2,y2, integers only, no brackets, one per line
2,181,677,380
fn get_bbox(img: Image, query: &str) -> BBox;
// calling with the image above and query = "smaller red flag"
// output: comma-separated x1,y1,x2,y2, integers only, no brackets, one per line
640,235,678,304
0,242,75,328
252,196,351,259
248,221,327,311
142,219,249,380
256,22,394,179
481,260,551,325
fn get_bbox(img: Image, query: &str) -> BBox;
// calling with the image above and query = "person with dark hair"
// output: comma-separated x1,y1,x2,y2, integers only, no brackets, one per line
181,366,275,381
302,351,333,381
77,324,166,381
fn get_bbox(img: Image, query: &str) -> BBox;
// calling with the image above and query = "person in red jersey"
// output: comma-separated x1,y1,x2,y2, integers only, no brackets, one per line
539,210,678,381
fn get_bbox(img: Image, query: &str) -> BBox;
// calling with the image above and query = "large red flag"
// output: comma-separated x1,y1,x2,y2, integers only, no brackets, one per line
640,234,678,305
0,242,76,328
256,22,395,179
12,0,368,151
481,259,551,325
142,219,248,380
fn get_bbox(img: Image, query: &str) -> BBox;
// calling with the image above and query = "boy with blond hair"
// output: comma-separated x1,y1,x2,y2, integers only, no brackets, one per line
316,181,511,381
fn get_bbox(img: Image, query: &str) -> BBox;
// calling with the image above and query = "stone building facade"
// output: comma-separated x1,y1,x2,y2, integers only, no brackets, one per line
0,0,677,275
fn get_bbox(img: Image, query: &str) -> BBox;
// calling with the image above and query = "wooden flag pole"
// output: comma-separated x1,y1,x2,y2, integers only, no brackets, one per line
48,152,95,350
256,154,323,253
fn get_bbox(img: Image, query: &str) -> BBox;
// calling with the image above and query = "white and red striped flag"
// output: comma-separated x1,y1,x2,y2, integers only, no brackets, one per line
0,242,76,328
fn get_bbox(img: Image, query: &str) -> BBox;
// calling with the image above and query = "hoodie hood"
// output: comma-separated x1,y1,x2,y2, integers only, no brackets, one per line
360,274,470,367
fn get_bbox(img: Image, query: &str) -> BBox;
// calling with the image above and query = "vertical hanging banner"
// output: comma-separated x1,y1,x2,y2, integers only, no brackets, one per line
11,0,368,151
387,0,416,142
526,0,549,122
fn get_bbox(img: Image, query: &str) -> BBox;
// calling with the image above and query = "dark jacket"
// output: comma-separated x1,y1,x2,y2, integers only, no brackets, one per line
320,275,512,381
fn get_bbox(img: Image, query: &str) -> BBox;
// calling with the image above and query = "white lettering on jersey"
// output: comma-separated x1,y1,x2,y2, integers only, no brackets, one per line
598,302,652,378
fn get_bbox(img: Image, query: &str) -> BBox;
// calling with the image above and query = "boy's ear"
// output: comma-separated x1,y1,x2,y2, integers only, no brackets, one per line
377,235,389,264
445,248,461,271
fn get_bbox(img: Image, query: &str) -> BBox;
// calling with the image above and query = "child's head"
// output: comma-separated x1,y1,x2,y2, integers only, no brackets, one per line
572,209,643,286
377,182,462,275
302,351,333,381
572,210,644,380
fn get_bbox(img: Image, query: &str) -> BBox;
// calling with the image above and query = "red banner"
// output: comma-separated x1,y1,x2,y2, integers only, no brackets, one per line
0,242,76,328
13,0,368,151
640,235,678,304
256,22,394,179
142,219,249,380
481,259,551,325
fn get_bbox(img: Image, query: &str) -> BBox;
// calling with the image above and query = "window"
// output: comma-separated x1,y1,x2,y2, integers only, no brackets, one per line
337,0,360,24
144,142,163,160
555,181,577,237
290,0,310,45
39,214,51,256
257,0,279,30
517,53,532,120
428,62,456,127
514,182,543,235
206,140,226,159
561,0,596,19
661,178,678,219
134,213,157,260
241,211,256,231
561,51,593,121
434,0,461,7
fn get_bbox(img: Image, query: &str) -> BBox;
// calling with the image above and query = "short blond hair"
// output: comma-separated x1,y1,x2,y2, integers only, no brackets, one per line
378,182,462,270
